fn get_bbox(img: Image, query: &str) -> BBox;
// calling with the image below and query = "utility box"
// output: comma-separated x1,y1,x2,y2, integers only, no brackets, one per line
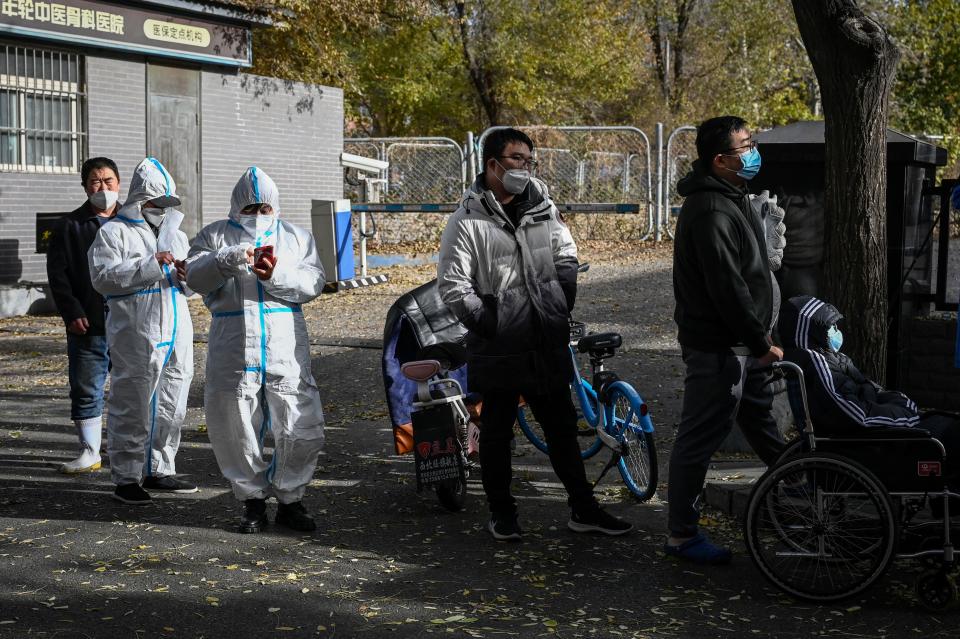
311,199,355,283
752,121,947,386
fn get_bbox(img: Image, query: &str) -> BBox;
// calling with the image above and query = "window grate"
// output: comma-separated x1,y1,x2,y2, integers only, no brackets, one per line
0,41,86,173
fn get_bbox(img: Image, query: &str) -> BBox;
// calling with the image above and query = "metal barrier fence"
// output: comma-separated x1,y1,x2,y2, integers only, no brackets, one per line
663,125,697,240
343,137,466,204
344,126,695,242
476,125,655,240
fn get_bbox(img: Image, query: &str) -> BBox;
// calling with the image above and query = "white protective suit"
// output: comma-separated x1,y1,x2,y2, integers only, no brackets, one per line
186,167,325,504
88,158,194,485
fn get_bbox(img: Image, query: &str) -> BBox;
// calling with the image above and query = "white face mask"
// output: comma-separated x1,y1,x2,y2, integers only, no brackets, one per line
88,189,119,211
142,207,166,227
494,160,530,195
240,205,275,234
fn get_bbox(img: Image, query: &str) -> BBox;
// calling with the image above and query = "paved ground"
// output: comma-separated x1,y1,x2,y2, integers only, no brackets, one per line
1,243,958,638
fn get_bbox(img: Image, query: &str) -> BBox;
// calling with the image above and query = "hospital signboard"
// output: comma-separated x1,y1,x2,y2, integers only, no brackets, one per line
0,0,251,67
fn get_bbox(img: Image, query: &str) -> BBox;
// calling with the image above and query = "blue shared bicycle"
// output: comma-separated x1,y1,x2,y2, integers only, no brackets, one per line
516,320,658,501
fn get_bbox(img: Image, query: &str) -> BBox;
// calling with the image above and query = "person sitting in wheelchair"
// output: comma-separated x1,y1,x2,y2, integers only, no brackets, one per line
778,295,960,485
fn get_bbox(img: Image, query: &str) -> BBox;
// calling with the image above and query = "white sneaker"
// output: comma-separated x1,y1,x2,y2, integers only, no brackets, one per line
60,446,101,474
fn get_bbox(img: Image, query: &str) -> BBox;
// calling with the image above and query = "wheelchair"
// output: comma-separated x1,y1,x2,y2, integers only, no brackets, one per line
743,361,960,610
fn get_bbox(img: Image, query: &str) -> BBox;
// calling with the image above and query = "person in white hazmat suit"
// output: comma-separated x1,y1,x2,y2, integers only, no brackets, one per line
186,167,325,533
87,158,197,505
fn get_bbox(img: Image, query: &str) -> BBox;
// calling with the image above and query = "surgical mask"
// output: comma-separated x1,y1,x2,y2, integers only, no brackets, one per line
735,147,761,180
88,189,119,211
142,207,166,227
827,325,843,352
494,160,530,195
240,207,276,235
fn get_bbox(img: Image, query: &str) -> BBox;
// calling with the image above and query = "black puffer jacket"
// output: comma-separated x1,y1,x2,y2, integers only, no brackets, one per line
778,295,920,433
672,160,773,357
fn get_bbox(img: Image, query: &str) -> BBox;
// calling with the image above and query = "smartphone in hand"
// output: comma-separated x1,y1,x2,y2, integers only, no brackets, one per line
253,245,274,267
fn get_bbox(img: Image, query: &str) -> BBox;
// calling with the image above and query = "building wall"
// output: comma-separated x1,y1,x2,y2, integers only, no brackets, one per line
0,47,342,316
200,72,343,230
0,54,147,287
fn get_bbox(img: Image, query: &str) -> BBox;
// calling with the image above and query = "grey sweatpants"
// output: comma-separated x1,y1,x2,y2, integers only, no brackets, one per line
667,347,784,537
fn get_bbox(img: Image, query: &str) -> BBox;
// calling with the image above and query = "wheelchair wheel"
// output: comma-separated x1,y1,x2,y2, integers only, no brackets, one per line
744,453,897,602
516,398,597,459
607,386,658,502
915,569,957,612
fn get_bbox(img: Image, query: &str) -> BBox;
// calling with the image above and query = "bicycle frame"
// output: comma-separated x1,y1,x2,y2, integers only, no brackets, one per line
568,345,654,458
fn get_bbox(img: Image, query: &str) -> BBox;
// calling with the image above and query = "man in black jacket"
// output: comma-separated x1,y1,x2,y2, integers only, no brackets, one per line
46,157,121,474
666,116,783,564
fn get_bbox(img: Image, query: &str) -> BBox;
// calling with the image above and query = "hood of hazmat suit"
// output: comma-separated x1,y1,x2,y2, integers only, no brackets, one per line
186,166,325,504
87,157,194,485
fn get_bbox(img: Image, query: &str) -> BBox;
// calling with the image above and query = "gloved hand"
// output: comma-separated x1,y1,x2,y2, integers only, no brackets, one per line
750,191,787,272
951,184,960,211
216,243,253,272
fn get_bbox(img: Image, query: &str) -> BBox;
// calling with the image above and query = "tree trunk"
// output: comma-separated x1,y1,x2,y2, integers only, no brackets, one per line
792,0,899,382
454,1,500,126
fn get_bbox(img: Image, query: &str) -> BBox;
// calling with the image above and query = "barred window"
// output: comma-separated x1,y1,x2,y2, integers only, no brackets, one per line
0,43,85,173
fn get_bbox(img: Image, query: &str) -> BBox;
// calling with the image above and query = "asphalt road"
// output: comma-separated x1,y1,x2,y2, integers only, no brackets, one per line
1,249,958,638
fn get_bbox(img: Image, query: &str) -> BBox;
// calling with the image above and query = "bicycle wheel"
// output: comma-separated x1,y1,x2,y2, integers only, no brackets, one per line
605,384,658,501
515,392,600,459
744,453,897,602
435,477,466,512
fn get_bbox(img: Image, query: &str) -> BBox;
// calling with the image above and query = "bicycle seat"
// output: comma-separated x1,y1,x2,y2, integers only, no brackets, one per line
401,360,441,382
577,332,622,354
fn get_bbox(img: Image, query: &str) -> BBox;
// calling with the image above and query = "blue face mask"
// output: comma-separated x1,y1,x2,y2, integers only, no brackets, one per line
827,325,843,352
735,147,761,180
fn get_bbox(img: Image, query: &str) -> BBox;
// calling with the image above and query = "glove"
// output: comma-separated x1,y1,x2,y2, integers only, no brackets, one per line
952,184,960,211
750,191,787,272
216,243,253,272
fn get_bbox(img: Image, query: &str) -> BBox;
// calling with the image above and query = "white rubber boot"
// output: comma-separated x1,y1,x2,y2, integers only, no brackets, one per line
60,417,103,474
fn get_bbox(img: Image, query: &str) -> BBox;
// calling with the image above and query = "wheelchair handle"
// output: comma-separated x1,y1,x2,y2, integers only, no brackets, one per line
771,361,815,437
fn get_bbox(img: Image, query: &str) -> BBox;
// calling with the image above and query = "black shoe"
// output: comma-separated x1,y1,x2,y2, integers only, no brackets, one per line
486,513,522,541
112,483,151,505
568,507,633,536
239,499,268,534
142,475,199,494
276,501,316,532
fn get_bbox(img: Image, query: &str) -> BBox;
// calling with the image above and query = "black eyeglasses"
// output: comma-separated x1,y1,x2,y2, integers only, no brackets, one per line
499,155,539,170
722,140,758,154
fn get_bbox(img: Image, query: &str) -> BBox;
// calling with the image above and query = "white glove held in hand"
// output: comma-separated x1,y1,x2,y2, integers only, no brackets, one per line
217,243,253,272
750,191,787,272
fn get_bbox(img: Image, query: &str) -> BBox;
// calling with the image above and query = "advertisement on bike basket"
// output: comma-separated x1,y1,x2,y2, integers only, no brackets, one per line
412,406,463,489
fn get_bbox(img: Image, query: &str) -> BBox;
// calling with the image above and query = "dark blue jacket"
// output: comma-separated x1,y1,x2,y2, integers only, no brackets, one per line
45,201,114,335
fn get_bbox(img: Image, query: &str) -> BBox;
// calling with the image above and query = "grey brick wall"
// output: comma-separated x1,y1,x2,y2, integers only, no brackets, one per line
0,51,342,294
0,53,146,286
87,56,147,183
199,72,343,230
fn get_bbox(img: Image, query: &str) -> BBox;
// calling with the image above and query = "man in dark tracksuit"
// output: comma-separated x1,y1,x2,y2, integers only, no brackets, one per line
438,128,632,541
46,157,121,474
666,116,783,564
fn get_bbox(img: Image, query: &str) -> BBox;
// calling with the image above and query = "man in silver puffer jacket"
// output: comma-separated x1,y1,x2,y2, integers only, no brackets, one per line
438,128,632,541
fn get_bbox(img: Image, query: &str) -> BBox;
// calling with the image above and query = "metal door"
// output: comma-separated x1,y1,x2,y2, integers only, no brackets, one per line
147,64,200,238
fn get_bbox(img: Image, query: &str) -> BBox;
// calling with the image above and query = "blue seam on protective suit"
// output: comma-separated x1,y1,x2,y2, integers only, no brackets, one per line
250,167,261,202
117,215,145,224
105,287,162,301
147,157,172,196
145,263,179,478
